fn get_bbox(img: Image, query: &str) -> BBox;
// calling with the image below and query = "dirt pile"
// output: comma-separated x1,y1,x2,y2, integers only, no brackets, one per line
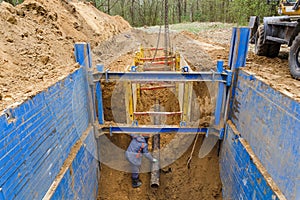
190,27,300,102
0,0,131,111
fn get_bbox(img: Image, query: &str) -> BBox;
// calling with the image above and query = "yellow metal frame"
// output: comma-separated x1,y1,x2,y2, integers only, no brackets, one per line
124,81,134,123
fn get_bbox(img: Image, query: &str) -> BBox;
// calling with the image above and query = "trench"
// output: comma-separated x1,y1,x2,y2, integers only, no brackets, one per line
97,134,222,200
95,80,222,199
93,29,223,200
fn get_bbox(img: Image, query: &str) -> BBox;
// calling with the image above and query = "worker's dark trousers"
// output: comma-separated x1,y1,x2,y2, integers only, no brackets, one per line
131,164,140,179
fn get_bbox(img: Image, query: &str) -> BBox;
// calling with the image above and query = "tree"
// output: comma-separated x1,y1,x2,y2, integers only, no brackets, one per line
0,0,23,5
93,0,279,26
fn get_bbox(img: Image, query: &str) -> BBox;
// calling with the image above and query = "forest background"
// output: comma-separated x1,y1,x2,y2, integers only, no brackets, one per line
1,0,279,27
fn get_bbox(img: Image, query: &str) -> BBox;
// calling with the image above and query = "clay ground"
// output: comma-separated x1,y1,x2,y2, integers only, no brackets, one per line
0,0,299,200
0,0,131,111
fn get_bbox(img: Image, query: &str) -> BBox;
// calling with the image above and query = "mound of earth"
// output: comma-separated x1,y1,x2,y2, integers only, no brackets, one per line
0,0,131,111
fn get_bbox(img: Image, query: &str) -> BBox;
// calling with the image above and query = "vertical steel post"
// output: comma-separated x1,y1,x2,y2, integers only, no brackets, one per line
74,43,96,125
96,64,104,124
74,42,100,179
224,27,250,122
215,60,225,126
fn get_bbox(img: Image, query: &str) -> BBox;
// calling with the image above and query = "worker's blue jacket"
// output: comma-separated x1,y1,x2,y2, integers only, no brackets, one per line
125,134,153,166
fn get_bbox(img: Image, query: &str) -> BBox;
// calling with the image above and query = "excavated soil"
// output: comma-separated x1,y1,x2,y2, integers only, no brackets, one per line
1,1,299,200
0,0,130,111
194,28,300,102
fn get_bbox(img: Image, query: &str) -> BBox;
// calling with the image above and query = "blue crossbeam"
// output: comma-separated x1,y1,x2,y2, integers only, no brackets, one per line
99,126,210,134
93,71,228,82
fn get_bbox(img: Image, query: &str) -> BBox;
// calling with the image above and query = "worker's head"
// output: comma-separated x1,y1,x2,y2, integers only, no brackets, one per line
141,134,150,138
130,133,150,139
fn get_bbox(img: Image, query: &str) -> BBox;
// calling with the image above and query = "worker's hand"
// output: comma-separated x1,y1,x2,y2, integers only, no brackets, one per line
152,158,158,163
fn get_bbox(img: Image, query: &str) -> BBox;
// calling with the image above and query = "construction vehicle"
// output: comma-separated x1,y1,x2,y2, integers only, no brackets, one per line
249,0,300,80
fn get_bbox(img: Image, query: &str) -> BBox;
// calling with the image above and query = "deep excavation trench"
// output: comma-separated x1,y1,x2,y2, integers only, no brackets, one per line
94,29,222,199
97,134,222,200
97,83,222,200
0,1,298,198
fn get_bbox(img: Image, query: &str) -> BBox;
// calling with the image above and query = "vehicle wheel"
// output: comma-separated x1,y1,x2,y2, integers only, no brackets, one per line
255,25,281,58
289,33,300,80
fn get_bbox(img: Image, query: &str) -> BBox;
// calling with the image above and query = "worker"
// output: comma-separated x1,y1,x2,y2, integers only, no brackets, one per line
125,134,158,188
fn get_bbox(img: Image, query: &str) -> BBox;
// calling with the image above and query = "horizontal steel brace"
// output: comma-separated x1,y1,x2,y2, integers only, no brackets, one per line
93,71,228,82
133,111,182,116
98,125,212,135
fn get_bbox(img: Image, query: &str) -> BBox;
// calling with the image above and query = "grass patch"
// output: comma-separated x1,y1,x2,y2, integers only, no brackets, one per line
169,22,235,34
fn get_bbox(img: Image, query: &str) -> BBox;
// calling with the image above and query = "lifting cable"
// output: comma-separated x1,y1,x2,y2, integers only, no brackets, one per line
152,0,172,68
187,133,199,169
151,0,165,63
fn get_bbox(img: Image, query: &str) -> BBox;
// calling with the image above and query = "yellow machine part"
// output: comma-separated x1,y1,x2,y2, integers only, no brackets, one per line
124,81,134,123
134,51,142,66
175,51,180,71
279,0,300,16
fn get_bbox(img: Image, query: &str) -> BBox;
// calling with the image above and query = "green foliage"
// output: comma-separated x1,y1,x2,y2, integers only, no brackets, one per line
0,0,23,6
170,22,233,34
0,0,280,26
88,0,280,27
227,0,278,25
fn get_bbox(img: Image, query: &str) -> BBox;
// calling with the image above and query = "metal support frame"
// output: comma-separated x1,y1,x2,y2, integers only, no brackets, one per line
214,61,225,126
93,61,233,139
124,81,134,123
99,125,210,134
88,27,250,143
96,64,104,124
225,27,250,123
97,125,225,140
93,71,229,83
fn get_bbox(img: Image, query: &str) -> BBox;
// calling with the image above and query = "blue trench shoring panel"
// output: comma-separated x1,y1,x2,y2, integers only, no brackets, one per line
0,67,96,199
220,121,286,200
229,70,300,199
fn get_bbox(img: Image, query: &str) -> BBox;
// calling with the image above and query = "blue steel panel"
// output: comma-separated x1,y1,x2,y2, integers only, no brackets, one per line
0,100,47,147
50,128,99,200
87,43,93,69
228,27,236,68
215,83,224,126
228,27,250,70
72,68,89,136
220,123,282,199
231,70,300,199
0,67,92,199
74,43,89,68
